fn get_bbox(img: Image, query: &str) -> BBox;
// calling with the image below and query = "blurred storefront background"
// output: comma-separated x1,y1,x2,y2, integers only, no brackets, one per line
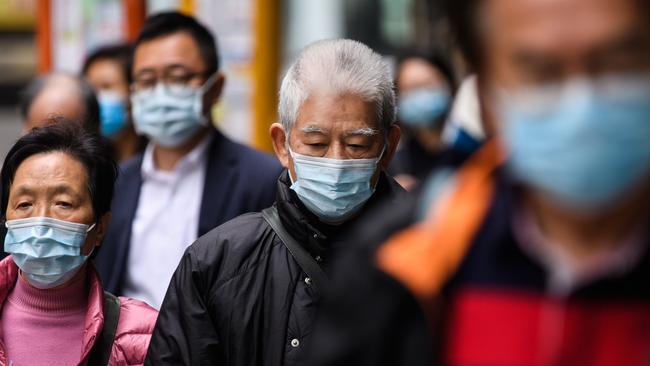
0,0,453,159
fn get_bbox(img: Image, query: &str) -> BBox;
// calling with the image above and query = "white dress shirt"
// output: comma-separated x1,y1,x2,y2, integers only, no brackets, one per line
513,205,646,296
123,135,212,309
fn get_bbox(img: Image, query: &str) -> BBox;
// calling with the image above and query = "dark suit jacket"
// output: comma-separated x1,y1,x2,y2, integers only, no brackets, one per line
94,129,283,294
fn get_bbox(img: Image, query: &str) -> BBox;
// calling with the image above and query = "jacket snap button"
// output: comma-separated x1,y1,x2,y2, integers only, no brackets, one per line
291,338,300,348
304,277,312,286
315,256,323,262
312,233,318,239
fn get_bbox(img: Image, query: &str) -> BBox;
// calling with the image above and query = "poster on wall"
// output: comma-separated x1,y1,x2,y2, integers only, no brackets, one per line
52,0,124,73
195,0,254,145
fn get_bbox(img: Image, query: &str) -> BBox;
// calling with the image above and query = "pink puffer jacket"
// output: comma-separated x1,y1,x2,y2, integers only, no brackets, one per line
0,256,158,366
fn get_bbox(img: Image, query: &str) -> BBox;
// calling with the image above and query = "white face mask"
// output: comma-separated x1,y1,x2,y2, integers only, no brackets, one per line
4,217,95,289
131,76,216,147
498,73,650,210
289,147,385,223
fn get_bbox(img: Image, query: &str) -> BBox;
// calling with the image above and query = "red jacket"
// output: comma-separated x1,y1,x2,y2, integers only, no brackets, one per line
0,256,158,366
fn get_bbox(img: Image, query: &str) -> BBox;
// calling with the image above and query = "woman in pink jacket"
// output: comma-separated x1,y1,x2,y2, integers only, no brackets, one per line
0,120,157,365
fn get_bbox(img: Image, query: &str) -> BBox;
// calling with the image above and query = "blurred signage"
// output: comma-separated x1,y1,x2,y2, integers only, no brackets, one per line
51,0,125,73
0,0,35,31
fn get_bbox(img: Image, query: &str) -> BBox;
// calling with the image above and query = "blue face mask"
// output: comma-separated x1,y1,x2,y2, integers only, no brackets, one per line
131,76,215,147
398,88,451,129
289,147,384,223
499,73,650,210
98,92,128,138
4,217,95,289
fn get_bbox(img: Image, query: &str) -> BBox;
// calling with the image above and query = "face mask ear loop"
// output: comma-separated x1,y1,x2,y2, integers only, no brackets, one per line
84,245,96,259
195,74,218,126
287,145,298,184
82,222,99,258
376,133,390,167
199,74,218,95
86,223,96,233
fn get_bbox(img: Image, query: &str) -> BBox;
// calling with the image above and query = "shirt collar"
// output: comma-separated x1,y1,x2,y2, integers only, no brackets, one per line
512,203,647,295
141,133,213,181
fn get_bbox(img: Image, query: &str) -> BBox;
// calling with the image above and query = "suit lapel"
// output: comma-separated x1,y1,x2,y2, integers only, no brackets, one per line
198,129,238,236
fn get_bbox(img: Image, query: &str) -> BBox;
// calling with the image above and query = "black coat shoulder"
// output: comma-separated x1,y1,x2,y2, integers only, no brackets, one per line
187,212,281,289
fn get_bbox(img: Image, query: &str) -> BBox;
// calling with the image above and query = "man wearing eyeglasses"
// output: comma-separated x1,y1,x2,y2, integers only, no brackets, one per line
94,12,282,309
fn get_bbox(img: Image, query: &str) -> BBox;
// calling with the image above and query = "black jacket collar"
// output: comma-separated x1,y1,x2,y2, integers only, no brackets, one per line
274,170,406,259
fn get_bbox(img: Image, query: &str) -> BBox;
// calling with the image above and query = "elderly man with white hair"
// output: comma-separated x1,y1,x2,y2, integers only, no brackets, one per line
146,39,404,366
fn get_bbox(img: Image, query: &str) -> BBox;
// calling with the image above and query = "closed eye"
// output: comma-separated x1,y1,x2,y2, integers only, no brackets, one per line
16,202,32,210
56,201,73,209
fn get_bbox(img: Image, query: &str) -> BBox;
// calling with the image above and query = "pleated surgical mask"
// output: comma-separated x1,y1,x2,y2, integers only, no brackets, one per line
4,216,95,289
131,75,216,147
499,73,650,210
398,87,451,129
98,91,128,138
289,147,384,222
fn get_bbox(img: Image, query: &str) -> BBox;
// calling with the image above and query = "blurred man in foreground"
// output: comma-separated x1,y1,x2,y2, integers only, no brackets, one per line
309,0,650,364
146,39,404,366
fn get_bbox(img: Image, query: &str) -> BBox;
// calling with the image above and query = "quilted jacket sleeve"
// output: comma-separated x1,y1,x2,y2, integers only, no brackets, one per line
144,245,223,366
109,297,158,366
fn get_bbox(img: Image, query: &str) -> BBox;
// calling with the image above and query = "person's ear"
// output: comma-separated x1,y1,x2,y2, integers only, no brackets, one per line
94,212,112,248
379,124,401,171
202,72,226,115
81,212,111,256
270,123,291,169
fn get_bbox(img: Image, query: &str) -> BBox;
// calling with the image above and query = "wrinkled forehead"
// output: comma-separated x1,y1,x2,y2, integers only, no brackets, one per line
292,93,382,134
9,152,90,198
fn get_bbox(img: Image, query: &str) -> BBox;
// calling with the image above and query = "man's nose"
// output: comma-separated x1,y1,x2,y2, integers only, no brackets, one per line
31,202,51,218
324,143,347,160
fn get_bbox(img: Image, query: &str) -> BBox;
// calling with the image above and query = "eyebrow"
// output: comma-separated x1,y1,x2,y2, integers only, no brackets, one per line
595,32,648,56
12,184,79,197
12,185,35,197
50,184,78,196
301,125,327,134
345,128,380,137
133,64,194,78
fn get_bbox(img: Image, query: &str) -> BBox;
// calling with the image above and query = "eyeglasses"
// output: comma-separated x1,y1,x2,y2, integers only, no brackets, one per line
131,68,209,97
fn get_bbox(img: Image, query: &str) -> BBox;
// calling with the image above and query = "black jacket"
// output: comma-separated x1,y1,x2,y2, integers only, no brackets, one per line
306,168,650,366
94,129,283,294
145,171,406,366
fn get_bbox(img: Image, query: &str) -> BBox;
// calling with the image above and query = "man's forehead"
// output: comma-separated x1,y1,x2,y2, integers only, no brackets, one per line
133,32,205,72
486,0,643,47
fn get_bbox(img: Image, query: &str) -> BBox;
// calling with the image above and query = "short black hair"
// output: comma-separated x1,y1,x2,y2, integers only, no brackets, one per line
1,118,118,223
19,73,101,134
395,48,458,93
134,11,219,76
82,43,133,84
444,0,482,71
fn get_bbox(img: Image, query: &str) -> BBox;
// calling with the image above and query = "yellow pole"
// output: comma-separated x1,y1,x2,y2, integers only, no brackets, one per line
251,0,281,152
178,0,194,15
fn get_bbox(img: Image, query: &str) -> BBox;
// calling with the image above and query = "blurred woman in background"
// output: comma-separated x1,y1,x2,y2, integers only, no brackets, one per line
390,50,457,190
83,43,146,162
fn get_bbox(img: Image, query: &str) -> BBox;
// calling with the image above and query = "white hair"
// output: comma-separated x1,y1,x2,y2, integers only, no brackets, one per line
279,39,396,135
